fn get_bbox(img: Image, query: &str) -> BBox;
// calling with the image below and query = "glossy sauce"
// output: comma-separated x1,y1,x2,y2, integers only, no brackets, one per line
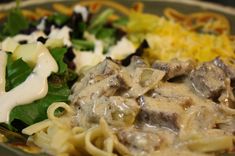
49,26,72,47
0,43,58,123
0,51,7,94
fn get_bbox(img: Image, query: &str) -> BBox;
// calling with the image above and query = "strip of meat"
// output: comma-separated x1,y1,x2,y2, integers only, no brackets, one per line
152,59,195,80
73,96,139,128
190,61,226,99
213,57,235,85
136,96,183,131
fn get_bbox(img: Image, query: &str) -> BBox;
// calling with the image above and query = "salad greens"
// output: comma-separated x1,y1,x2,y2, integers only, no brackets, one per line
1,8,29,39
10,81,70,128
8,47,76,130
47,13,69,27
5,56,32,92
87,9,124,53
88,9,114,31
72,39,94,51
0,4,127,131
50,47,68,74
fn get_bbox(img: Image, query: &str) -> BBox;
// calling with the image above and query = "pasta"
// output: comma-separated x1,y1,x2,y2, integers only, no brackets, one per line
0,1,234,156
23,103,130,156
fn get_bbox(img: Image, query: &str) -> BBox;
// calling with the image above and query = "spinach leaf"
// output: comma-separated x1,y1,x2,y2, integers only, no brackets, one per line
47,13,69,26
72,39,94,51
8,47,77,130
5,55,32,91
88,9,119,53
88,9,114,31
9,81,70,126
50,47,68,74
3,8,29,36
96,27,116,53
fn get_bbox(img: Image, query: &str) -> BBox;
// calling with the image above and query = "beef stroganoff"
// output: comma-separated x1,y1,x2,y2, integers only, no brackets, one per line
0,1,234,156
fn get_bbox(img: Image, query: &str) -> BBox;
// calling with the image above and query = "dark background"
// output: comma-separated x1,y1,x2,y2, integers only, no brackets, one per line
205,0,235,7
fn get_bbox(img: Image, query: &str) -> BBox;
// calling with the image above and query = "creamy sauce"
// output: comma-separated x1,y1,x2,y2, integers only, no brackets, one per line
74,5,88,22
74,42,104,72
13,31,46,43
37,17,47,31
0,51,7,94
108,37,136,60
1,37,19,52
49,26,72,47
0,42,58,123
74,32,137,72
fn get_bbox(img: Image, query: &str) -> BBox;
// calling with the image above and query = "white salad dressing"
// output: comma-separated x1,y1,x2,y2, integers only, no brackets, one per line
74,5,89,22
108,37,136,60
0,42,58,123
13,31,46,43
0,51,7,94
73,32,136,72
37,17,47,31
74,40,104,73
49,26,72,47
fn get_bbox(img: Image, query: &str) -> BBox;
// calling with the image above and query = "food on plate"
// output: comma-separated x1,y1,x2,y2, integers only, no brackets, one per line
0,1,234,156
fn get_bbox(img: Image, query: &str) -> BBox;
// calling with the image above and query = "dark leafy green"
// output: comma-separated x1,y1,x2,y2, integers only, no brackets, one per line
87,9,119,53
88,9,114,31
5,55,32,91
9,81,70,126
6,47,77,130
72,39,94,51
96,27,116,53
3,8,29,36
47,13,69,26
50,47,68,74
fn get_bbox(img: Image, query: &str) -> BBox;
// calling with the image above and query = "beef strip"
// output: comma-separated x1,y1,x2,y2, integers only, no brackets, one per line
152,59,195,80
70,58,121,100
117,127,161,155
190,61,226,99
136,96,183,131
74,96,139,128
213,57,235,85
71,74,121,104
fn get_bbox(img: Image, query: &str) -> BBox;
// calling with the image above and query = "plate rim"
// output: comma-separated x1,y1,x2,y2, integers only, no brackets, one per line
0,0,235,16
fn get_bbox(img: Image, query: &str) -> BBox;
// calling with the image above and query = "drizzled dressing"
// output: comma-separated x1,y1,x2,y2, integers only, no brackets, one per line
0,51,7,94
0,42,58,123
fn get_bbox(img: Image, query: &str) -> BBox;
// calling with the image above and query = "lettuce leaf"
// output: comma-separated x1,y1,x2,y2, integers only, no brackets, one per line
5,55,32,91
47,13,69,26
9,79,70,127
72,39,94,51
50,47,68,74
6,47,77,130
3,8,29,36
